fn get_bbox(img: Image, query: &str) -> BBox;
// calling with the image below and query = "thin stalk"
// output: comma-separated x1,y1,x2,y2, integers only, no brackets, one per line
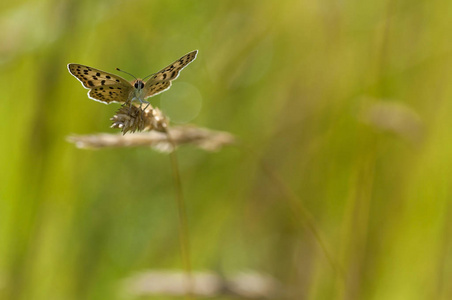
164,128,194,299
240,144,346,285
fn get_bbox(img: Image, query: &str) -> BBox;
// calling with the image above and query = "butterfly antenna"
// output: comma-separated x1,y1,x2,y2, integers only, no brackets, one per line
116,68,138,80
142,72,157,81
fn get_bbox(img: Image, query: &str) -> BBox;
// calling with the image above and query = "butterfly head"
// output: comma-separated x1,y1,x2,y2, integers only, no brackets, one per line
116,67,145,92
133,79,145,91
131,79,147,103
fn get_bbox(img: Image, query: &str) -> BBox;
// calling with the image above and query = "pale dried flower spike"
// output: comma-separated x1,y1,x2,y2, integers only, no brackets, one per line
110,104,169,134
67,126,236,152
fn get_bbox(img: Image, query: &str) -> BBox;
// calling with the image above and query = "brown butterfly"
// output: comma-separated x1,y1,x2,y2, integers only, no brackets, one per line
67,50,198,106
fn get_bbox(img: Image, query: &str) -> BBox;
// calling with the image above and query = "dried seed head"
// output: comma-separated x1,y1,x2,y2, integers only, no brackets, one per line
359,99,424,145
67,126,236,152
150,107,170,133
110,105,169,134
119,270,281,298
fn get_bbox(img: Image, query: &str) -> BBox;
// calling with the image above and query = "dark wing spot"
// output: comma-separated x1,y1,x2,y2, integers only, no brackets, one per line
171,71,176,78
162,73,167,80
87,81,94,87
96,72,101,76
109,87,114,89
101,80,105,85
115,79,120,82
106,75,111,79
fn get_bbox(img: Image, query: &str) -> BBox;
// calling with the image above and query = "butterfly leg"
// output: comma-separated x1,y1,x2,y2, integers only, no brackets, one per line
121,100,134,113
138,98,151,111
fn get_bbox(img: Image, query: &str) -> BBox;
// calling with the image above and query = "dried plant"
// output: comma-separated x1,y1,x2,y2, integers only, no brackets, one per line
67,104,238,299
110,104,169,134
119,270,281,299
67,103,235,152
358,98,425,145
67,125,236,152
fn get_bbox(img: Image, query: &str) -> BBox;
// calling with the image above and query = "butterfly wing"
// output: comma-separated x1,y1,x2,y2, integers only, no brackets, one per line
143,81,173,99
88,84,132,104
68,63,132,104
143,50,198,99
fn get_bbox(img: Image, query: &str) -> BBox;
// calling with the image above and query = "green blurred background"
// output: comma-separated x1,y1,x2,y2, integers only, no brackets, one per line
1,0,452,299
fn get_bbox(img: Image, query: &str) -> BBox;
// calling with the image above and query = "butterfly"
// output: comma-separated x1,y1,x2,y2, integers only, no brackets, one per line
67,50,198,106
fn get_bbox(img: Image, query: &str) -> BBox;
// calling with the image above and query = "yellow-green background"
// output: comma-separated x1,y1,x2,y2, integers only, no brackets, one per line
1,0,452,299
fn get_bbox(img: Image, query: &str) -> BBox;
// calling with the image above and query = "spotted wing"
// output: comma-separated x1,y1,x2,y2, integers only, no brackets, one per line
87,84,132,104
143,50,198,99
143,81,173,99
68,63,133,104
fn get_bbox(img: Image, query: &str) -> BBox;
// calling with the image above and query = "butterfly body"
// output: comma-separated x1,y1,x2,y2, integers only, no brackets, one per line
67,50,198,105
130,79,146,104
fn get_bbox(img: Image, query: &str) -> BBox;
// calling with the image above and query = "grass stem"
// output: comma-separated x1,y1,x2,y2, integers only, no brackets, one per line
165,128,194,300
